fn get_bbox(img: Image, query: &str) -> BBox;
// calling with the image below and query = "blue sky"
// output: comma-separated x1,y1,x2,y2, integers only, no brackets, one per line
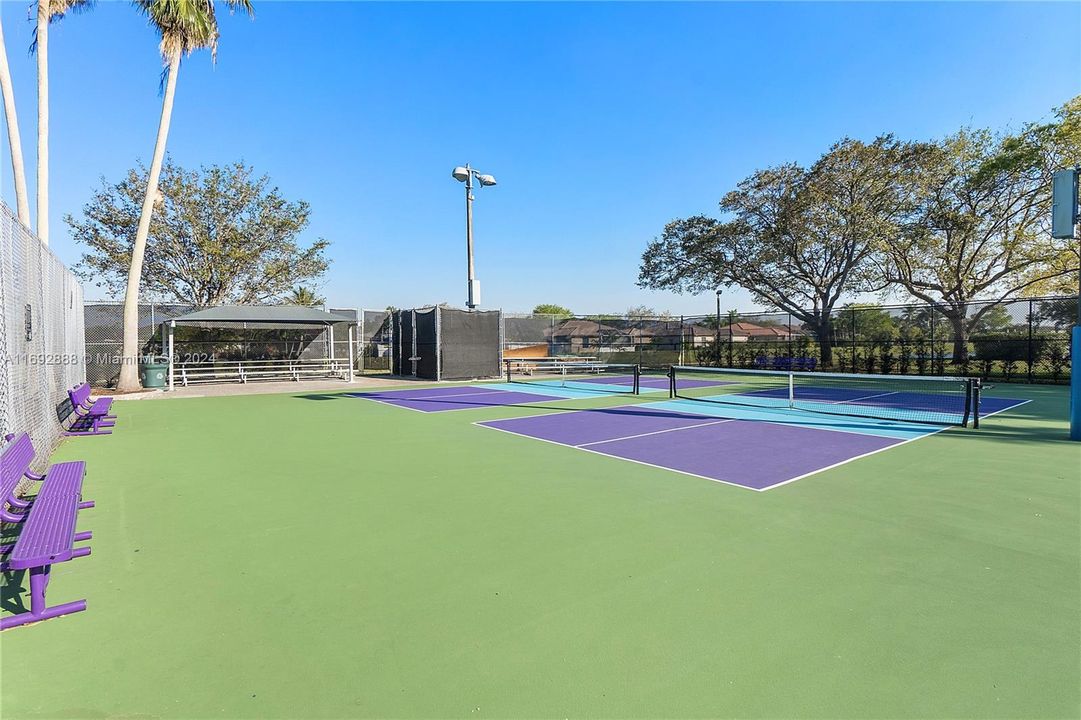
1,1,1078,315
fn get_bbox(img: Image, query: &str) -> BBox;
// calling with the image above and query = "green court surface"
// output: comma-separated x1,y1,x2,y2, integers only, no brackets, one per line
2,383,1079,718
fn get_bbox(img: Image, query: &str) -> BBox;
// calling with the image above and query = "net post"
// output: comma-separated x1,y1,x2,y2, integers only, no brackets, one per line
633,364,641,395
968,376,977,425
505,359,510,383
668,365,675,398
970,378,981,429
788,371,794,408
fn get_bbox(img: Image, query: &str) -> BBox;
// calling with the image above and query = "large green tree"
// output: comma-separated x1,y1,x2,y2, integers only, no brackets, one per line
876,104,1078,362
532,303,573,317
70,160,329,305
640,136,916,365
1020,96,1081,297
117,0,253,391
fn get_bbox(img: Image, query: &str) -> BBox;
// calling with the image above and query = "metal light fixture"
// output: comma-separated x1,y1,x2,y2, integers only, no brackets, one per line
452,164,498,309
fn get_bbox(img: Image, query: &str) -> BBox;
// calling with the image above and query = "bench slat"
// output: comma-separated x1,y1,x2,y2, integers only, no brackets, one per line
1,433,35,502
8,466,86,569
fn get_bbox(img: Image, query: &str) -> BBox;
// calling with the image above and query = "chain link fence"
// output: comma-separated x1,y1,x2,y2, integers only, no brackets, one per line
0,202,85,458
79,296,1075,387
504,296,1076,384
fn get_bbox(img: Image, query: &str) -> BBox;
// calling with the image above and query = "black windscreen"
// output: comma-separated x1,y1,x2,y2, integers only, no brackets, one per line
440,309,501,380
414,308,439,380
393,310,414,376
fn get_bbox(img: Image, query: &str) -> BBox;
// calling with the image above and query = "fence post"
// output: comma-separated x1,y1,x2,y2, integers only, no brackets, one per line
929,304,935,374
1028,298,1034,383
787,313,793,362
850,307,857,373
728,312,734,368
678,315,685,366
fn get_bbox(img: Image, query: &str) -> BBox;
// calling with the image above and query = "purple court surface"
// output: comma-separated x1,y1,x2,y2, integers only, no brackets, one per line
479,404,921,491
350,385,566,412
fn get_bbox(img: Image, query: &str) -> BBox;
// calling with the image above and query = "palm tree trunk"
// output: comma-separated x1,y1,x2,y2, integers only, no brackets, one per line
0,15,31,227
35,0,48,244
117,50,180,392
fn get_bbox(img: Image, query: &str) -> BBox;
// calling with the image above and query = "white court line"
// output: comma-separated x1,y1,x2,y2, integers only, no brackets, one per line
664,397,933,440
977,397,1032,421
363,388,638,414
365,388,507,401
473,395,1035,492
763,431,932,490
476,421,763,493
356,389,512,414
824,390,900,405
576,419,735,447
477,415,927,493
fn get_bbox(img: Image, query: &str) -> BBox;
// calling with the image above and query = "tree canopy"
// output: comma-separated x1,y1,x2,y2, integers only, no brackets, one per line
639,136,916,362
286,286,325,307
875,115,1077,359
532,303,573,317
640,96,1080,364
69,159,330,305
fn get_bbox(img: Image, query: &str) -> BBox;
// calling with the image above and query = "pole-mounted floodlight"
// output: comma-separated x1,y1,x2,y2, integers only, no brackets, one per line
452,164,498,309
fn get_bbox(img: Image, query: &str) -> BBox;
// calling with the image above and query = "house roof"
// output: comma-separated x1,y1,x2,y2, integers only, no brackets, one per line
726,322,804,337
552,319,621,337
170,305,354,326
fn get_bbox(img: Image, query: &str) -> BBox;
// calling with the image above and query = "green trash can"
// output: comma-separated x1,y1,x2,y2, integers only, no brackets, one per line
139,357,169,389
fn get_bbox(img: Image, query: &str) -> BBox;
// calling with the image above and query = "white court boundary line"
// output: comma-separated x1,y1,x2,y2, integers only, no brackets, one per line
476,412,916,493
353,387,510,414
359,387,506,401
355,386,639,414
477,420,767,493
473,394,1034,492
577,419,735,447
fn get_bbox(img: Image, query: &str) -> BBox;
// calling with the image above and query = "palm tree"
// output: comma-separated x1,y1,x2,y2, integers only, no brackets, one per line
285,286,325,307
33,0,93,245
0,15,30,226
116,0,253,391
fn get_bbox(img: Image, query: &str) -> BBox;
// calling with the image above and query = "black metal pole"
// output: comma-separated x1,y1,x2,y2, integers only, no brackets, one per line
728,310,734,368
1028,298,1034,383
850,307,856,373
715,291,721,366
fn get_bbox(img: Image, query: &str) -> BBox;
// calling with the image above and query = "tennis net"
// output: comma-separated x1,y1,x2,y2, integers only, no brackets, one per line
505,359,640,394
668,365,979,426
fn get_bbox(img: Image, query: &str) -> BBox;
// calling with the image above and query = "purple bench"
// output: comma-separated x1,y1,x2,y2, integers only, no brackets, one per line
0,433,93,630
65,383,116,436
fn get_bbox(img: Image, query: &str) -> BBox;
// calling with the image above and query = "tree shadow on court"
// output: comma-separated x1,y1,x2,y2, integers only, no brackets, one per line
1,570,29,616
292,391,707,418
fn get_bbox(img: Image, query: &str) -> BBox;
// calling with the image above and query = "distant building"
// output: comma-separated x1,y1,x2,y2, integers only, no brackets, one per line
685,321,806,345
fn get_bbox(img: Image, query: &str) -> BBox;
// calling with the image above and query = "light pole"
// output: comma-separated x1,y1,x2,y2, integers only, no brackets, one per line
714,289,722,367
452,164,497,309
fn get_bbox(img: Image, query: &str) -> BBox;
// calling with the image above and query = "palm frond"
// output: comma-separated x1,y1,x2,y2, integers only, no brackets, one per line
28,0,94,55
133,0,253,62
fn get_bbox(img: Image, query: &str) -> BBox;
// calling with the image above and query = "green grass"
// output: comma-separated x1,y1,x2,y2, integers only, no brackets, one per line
2,383,1078,718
